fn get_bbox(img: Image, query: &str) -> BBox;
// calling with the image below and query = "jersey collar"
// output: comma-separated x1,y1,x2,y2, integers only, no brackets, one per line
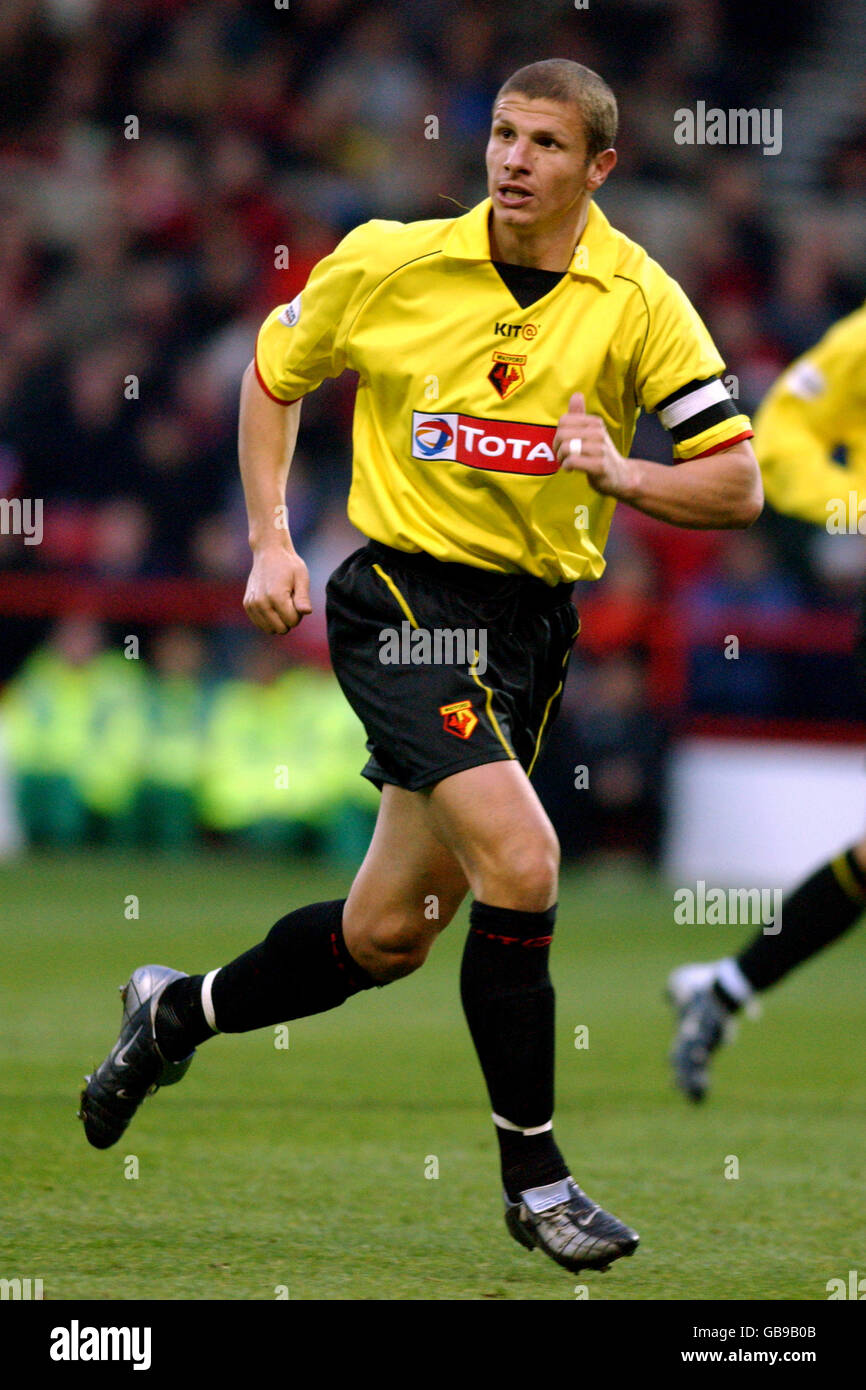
442,198,617,290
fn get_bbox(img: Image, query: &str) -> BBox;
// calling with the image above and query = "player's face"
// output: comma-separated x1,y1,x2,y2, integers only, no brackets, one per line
486,96,595,234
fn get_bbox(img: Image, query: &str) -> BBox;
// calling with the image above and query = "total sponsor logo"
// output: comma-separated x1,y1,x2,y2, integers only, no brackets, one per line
411,411,557,476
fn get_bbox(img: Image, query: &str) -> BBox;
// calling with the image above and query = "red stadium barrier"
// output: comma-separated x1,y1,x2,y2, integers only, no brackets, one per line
0,570,857,709
575,596,857,711
0,571,331,665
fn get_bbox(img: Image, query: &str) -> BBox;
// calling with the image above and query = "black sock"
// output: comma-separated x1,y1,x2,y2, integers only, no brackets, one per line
736,848,866,993
494,1125,569,1204
712,980,741,1012
156,899,376,1060
461,900,568,1202
156,974,211,1059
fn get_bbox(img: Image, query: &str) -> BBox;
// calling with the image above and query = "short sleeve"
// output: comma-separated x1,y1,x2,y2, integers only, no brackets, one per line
636,262,753,459
770,310,866,433
255,222,379,404
754,307,866,522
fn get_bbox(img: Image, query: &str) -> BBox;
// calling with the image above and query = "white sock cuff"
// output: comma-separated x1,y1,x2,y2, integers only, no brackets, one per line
201,969,221,1033
716,957,753,1005
492,1111,553,1136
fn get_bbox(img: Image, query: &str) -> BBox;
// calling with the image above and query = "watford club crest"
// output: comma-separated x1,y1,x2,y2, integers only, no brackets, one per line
488,351,526,400
439,699,479,740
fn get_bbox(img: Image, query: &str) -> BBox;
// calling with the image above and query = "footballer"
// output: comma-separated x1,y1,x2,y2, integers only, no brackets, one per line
80,60,761,1277
669,303,866,1100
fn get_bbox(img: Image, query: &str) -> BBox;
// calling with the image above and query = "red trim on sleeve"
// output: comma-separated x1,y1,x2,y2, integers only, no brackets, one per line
690,429,753,459
254,354,300,406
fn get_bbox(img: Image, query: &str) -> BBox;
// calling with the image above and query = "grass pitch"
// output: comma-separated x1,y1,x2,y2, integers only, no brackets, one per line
1,851,863,1301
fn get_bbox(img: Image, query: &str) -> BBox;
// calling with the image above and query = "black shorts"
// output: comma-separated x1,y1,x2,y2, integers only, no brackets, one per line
325,540,580,792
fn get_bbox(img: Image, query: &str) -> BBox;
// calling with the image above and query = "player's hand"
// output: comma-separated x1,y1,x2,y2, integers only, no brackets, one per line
243,546,312,634
554,392,639,499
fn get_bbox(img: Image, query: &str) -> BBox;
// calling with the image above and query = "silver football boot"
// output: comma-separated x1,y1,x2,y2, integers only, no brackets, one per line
79,965,195,1149
505,1177,640,1273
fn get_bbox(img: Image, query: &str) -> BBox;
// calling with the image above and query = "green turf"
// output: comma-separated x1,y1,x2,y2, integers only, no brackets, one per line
1,851,863,1301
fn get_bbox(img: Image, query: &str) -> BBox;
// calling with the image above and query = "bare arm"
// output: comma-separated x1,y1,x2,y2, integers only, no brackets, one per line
609,442,762,528
238,361,312,633
554,392,763,528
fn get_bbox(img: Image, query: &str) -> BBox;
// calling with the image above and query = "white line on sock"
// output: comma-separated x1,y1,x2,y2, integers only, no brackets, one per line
201,969,221,1033
716,957,753,1004
492,1111,553,1136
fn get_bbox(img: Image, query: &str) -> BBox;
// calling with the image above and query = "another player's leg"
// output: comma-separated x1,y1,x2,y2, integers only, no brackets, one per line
79,785,468,1150
428,760,639,1274
668,839,866,1101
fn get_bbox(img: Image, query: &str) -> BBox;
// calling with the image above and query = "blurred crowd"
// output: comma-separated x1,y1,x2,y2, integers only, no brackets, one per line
1,0,865,859
0,614,668,860
0,614,377,853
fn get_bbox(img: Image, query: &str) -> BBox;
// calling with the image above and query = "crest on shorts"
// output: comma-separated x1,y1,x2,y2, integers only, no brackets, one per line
439,699,478,740
488,351,525,400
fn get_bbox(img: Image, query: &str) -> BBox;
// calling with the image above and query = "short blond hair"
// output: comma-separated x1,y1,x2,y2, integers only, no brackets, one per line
494,59,618,160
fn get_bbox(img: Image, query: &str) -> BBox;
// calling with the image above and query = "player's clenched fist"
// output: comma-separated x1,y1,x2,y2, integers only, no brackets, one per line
243,547,312,634
554,391,639,500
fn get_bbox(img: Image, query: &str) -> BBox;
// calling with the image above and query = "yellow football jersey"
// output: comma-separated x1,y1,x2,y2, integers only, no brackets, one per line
755,303,866,525
256,198,751,583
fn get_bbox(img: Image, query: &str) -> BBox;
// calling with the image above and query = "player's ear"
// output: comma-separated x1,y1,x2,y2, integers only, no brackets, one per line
586,148,617,192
